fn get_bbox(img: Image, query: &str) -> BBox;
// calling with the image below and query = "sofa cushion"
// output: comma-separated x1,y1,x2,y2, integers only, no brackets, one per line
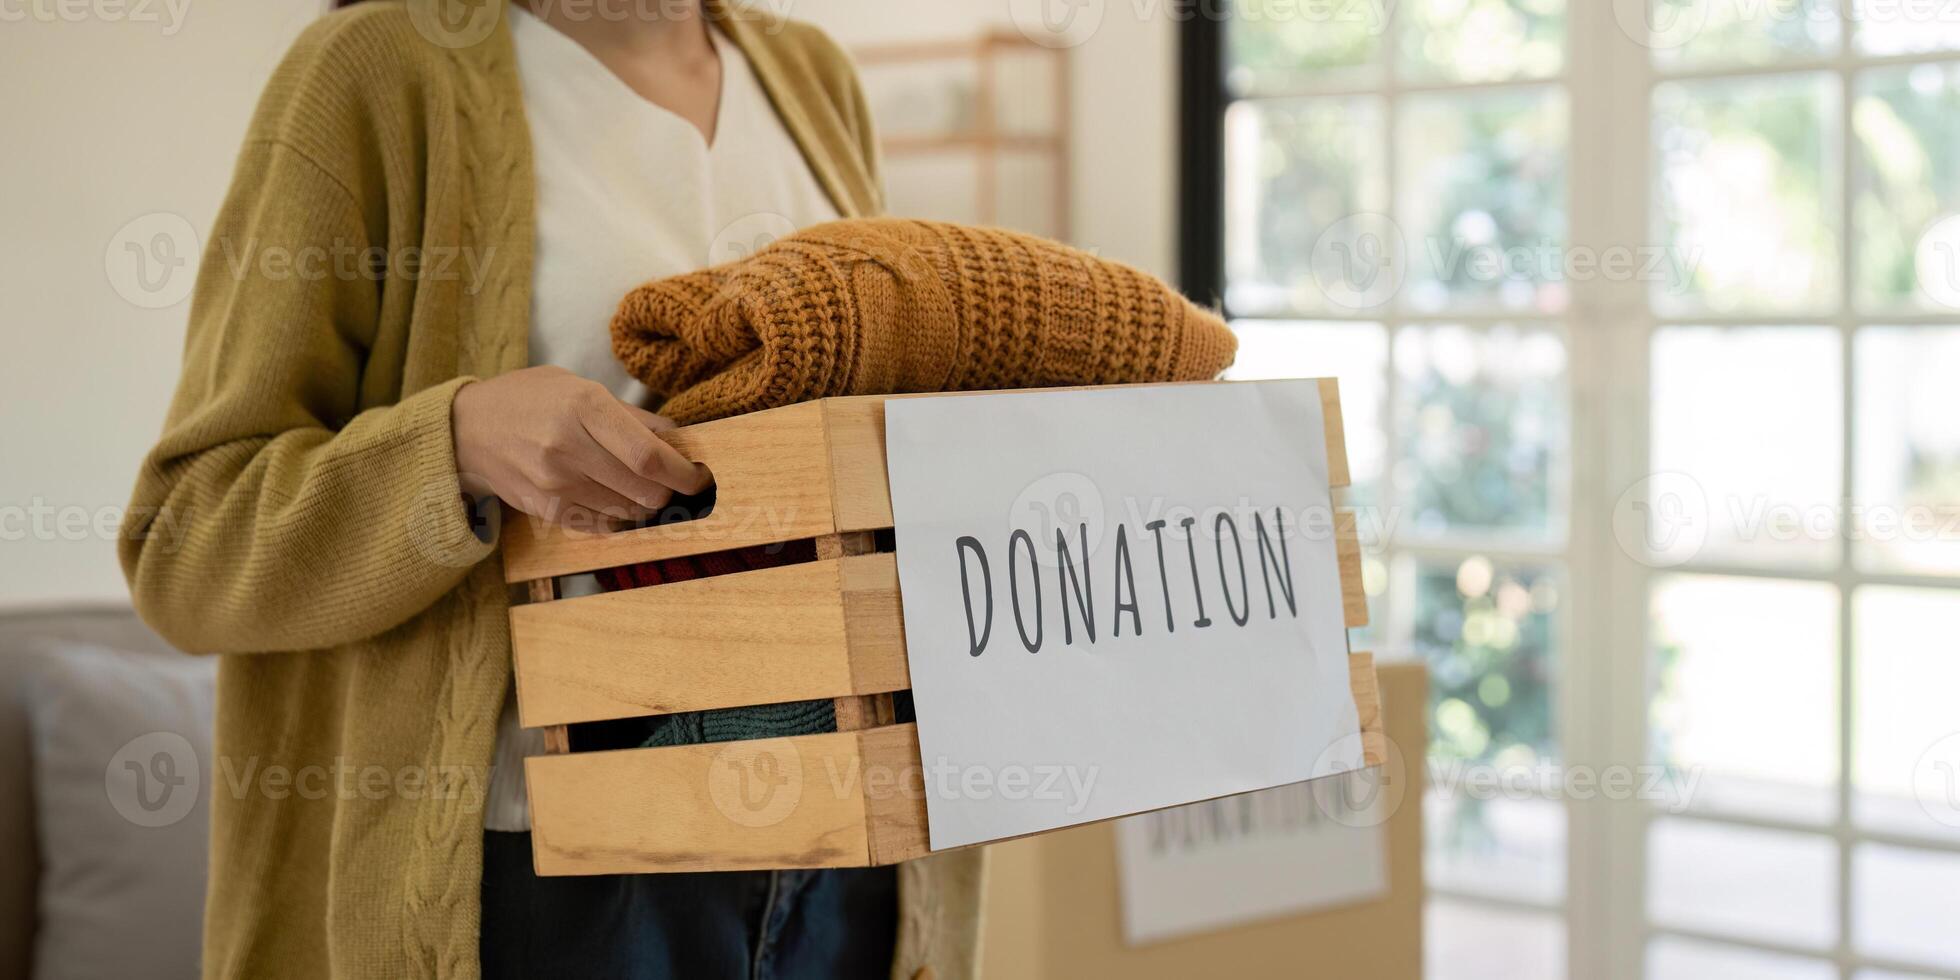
0,605,182,980
24,642,213,980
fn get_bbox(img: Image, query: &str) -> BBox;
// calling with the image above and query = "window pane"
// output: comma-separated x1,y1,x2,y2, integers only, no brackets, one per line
1853,843,1960,970
1855,0,1960,55
1645,0,1841,71
1648,818,1838,946
1409,556,1560,766
1394,325,1568,537
1427,792,1566,903
1226,0,1383,94
1654,73,1840,314
1399,87,1570,313
1400,0,1566,83
1650,575,1839,823
1429,898,1565,980
1409,555,1561,902
1650,326,1842,569
1854,586,1960,841
1850,329,1960,572
1854,64,1960,310
1224,97,1387,316
1854,328,1960,575
1647,936,1836,980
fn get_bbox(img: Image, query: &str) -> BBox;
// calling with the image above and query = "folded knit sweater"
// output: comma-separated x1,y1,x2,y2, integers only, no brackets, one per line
612,217,1237,424
604,218,1238,748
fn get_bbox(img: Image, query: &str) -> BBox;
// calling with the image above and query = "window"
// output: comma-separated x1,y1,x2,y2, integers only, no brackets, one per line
1183,2,1960,978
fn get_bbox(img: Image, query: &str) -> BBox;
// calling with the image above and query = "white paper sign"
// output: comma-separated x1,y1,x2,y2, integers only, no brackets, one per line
883,381,1363,850
1114,774,1389,945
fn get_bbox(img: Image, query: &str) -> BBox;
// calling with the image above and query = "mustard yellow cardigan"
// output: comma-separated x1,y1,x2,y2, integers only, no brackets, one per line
118,3,982,977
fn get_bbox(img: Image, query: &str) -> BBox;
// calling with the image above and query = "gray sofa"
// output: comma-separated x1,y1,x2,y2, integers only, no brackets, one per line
0,604,205,979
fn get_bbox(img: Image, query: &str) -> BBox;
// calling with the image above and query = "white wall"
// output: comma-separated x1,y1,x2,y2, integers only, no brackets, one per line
0,0,1177,609
796,0,1180,278
0,1,325,608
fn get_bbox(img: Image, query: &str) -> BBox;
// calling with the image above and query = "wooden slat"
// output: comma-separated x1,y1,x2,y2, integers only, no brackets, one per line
1335,508,1369,629
500,401,839,582
520,579,572,755
833,694,897,732
503,381,1351,581
1317,377,1350,490
528,652,1386,872
821,397,897,533
526,732,874,875
819,531,896,730
861,723,932,865
510,555,910,728
1350,651,1388,768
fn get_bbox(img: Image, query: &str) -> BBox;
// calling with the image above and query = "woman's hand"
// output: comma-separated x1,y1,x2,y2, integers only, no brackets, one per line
451,366,711,530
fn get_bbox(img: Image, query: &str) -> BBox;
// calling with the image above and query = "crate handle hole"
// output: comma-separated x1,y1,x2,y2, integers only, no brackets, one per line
624,479,716,532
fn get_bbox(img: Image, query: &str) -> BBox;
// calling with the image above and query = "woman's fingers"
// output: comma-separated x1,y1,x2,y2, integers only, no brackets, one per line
579,396,713,496
621,404,679,433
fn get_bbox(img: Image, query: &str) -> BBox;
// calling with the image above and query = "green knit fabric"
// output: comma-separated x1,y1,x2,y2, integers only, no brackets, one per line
640,698,836,748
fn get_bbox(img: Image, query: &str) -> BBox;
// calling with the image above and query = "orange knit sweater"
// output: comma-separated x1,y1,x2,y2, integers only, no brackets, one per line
611,218,1238,423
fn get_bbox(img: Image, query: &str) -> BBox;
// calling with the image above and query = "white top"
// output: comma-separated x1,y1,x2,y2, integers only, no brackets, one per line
485,6,841,832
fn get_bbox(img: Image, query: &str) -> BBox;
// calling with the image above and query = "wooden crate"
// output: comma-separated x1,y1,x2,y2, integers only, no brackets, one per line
504,382,1382,875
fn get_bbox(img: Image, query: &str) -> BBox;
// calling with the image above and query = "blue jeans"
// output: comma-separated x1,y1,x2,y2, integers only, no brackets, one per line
480,831,899,979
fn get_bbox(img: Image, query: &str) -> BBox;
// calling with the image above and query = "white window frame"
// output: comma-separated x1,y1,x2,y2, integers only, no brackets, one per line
1207,3,1960,978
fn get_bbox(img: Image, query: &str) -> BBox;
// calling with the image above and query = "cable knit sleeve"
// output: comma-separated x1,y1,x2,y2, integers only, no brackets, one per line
118,138,496,655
